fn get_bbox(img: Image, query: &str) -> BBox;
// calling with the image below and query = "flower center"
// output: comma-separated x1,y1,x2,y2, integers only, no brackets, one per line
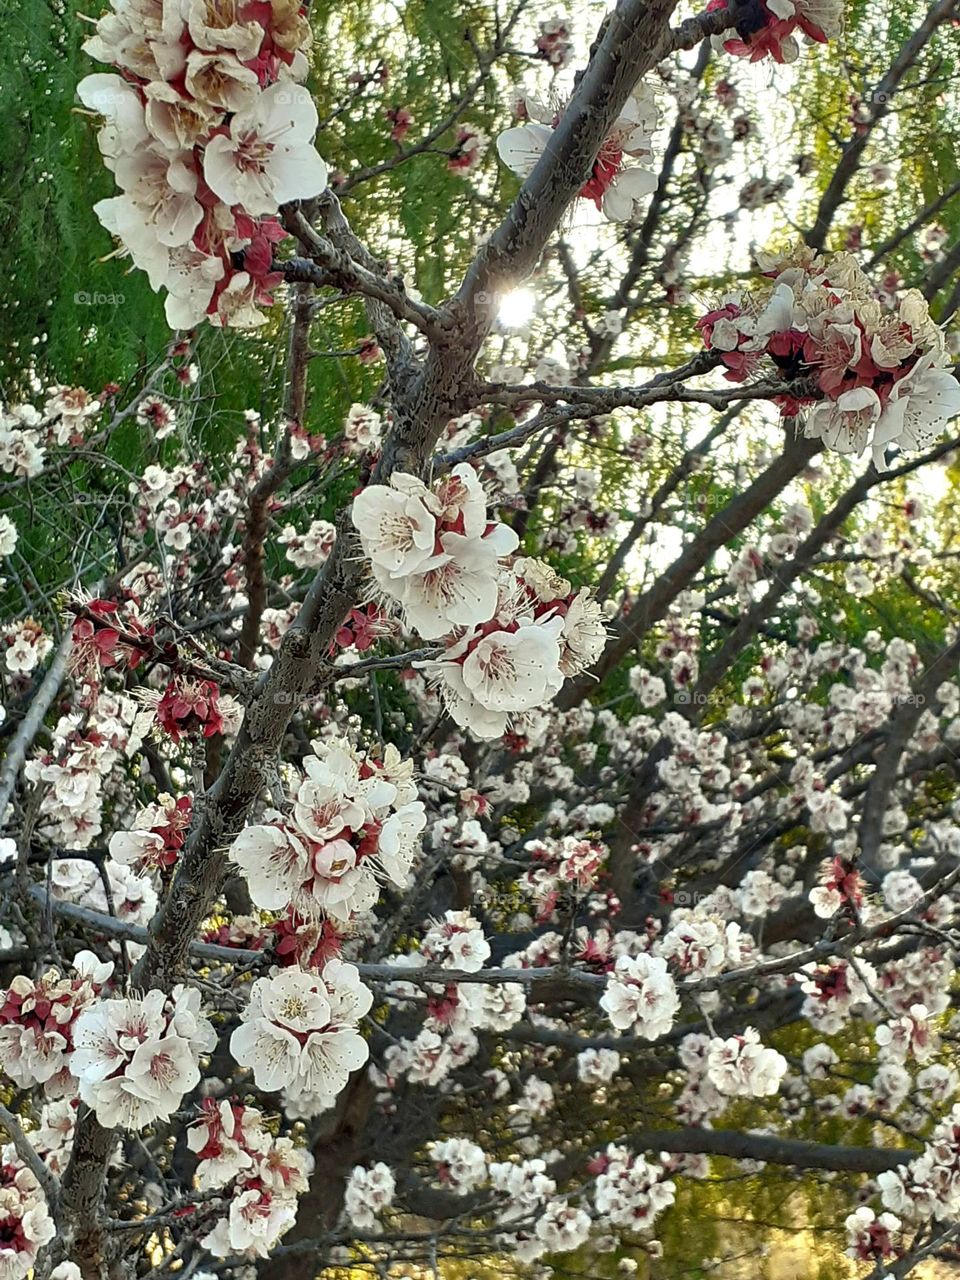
579,141,624,209
235,131,272,174
476,642,513,683
279,995,309,1021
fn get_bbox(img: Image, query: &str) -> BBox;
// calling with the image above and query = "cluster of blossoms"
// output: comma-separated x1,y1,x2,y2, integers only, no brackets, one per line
799,956,876,1032
600,953,680,1040
49,857,157,945
486,1158,561,1261
229,963,370,1113
656,910,751,978
508,1198,591,1262
808,855,864,919
697,245,960,468
430,1136,488,1193
79,0,327,327
0,952,114,1095
0,1154,56,1280
0,383,110,481
358,1132,595,1265
1,619,53,677
707,0,842,64
342,1161,396,1230
706,1028,788,1097
577,1046,621,1084
342,403,384,456
373,1021,477,1090
129,433,265,554
520,835,606,920
353,468,605,737
188,1099,312,1259
278,518,336,568
420,557,606,739
25,697,141,849
593,1145,677,1234
333,603,387,654
28,1099,80,1176
0,406,47,479
69,597,153,689
155,676,229,742
372,914,526,1084
109,793,193,872
352,463,520,641
875,1003,938,1064
879,1105,960,1222
420,909,491,972
70,985,215,1128
497,81,658,223
230,736,425,920
671,1027,789,1125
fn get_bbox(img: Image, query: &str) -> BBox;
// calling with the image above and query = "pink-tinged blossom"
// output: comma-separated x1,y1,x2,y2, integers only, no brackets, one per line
875,1004,938,1064
497,82,658,222
341,403,383,455
0,952,113,1096
447,126,488,173
707,0,842,65
844,1206,900,1262
429,1137,487,1193
230,736,425,920
577,1047,621,1084
0,1160,56,1280
69,986,214,1128
386,106,414,143
808,855,864,919
535,16,574,68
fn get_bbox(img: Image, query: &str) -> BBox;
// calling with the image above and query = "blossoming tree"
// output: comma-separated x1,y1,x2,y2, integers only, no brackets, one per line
2,0,960,1277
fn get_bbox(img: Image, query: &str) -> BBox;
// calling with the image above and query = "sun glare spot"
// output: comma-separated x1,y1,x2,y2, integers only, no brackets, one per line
498,287,536,328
